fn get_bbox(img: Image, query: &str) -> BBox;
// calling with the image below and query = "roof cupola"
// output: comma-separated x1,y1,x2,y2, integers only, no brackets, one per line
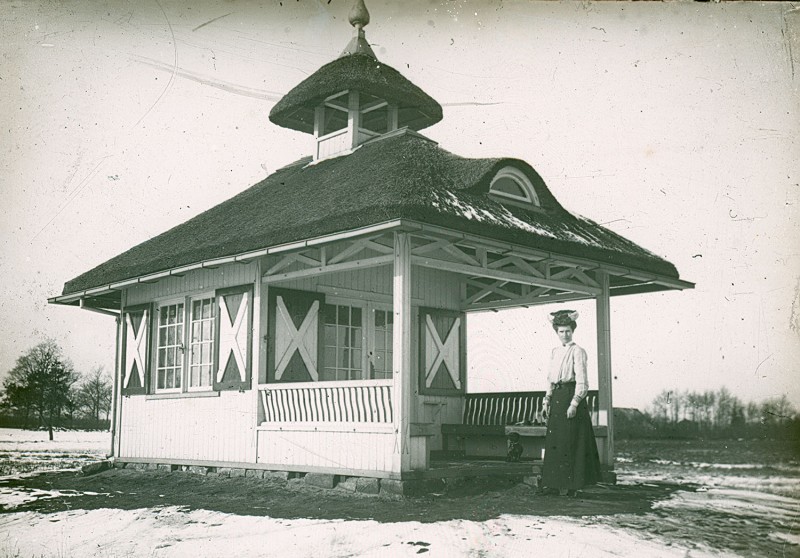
268,0,443,161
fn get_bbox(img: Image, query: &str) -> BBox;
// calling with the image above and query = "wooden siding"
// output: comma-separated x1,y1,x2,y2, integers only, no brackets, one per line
126,263,258,306
119,391,255,462
316,129,349,160
417,395,463,451
279,265,461,309
119,258,464,471
257,430,395,472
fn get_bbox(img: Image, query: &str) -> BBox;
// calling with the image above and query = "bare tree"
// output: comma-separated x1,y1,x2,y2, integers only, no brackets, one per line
1,340,78,440
76,366,112,423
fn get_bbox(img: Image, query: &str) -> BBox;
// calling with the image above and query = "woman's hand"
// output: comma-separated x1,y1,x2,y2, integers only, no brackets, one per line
566,404,577,419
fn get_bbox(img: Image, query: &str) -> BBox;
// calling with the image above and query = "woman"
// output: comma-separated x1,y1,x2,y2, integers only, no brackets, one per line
541,310,601,496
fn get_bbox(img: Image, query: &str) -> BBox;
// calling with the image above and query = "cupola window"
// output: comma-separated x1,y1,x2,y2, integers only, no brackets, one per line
359,92,390,136
320,92,349,137
489,166,540,208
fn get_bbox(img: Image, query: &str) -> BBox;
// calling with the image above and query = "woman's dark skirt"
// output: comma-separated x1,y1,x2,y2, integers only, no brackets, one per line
541,382,602,490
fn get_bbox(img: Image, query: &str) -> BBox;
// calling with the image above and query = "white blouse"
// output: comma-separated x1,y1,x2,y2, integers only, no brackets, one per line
546,341,588,405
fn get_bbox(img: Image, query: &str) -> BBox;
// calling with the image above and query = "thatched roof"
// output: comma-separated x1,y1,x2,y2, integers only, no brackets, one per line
61,131,681,296
268,53,443,134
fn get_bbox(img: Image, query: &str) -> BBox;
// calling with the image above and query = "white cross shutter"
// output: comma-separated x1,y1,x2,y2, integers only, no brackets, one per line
214,286,252,391
275,296,319,381
424,314,462,389
122,306,149,395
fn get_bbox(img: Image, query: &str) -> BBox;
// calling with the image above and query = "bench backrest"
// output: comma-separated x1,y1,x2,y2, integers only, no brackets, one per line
463,390,599,426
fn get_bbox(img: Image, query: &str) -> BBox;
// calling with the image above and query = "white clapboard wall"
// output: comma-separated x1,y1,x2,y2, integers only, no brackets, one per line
119,260,465,469
119,263,259,462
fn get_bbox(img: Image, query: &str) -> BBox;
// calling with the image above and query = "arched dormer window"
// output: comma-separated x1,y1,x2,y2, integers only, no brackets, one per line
489,166,540,209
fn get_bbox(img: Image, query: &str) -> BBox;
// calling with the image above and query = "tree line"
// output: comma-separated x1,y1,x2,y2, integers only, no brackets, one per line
0,340,112,438
615,387,799,439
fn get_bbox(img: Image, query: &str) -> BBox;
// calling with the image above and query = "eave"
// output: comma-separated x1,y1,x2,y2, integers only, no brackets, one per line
49,218,693,311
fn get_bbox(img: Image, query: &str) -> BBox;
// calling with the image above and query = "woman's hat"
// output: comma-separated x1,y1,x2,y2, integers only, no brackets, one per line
548,310,579,325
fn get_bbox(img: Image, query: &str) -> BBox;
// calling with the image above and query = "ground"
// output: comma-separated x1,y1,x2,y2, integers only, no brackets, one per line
0,430,797,557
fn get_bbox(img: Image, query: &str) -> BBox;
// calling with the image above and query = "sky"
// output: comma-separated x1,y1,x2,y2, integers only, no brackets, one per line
2,0,798,410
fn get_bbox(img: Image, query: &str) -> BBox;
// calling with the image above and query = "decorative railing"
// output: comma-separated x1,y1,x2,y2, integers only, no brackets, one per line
463,390,599,426
260,380,393,424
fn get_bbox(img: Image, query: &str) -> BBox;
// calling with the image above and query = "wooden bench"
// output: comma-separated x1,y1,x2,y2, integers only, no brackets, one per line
439,391,605,460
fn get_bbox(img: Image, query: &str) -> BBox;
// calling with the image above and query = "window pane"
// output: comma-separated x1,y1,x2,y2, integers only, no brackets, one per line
322,107,347,136
337,305,349,325
351,308,361,327
324,347,336,369
324,325,336,347
353,328,362,348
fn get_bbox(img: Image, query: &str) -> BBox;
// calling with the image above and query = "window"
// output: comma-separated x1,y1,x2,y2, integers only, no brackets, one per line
322,303,363,381
359,92,389,135
320,92,349,137
154,295,215,393
371,309,393,379
317,299,394,382
188,297,215,390
156,302,184,392
489,166,540,208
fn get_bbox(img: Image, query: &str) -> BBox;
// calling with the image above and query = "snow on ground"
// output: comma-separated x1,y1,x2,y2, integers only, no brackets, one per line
0,428,109,476
0,428,109,454
0,433,794,557
0,506,730,558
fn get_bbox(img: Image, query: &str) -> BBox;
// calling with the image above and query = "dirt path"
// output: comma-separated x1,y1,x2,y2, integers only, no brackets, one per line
1,468,671,521
1,468,796,557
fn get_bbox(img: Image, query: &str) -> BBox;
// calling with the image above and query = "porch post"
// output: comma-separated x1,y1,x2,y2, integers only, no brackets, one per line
392,231,412,473
113,292,126,458
110,313,121,458
595,271,614,468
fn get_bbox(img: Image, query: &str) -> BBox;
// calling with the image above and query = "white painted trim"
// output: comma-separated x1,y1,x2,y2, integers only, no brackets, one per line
262,254,393,283
489,165,541,207
392,232,412,473
50,218,692,307
259,379,393,390
251,261,263,463
412,255,602,296
466,291,592,313
145,391,219,400
256,422,394,434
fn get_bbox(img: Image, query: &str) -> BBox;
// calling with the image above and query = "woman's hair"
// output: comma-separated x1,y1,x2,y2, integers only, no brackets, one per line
549,310,578,332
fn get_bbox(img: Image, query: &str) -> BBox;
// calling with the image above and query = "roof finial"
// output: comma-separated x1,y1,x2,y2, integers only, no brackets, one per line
339,0,376,58
349,0,370,30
